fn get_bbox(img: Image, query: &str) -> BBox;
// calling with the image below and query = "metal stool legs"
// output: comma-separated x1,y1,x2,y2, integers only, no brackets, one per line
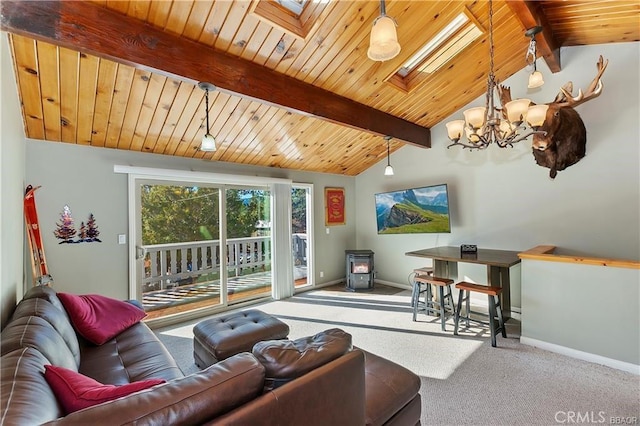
412,275,456,331
454,281,506,347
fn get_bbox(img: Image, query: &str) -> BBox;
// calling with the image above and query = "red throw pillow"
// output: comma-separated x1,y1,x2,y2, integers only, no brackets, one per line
44,365,165,414
57,293,146,345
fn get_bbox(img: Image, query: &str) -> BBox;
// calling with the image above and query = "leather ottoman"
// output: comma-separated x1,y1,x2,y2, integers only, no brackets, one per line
193,309,290,368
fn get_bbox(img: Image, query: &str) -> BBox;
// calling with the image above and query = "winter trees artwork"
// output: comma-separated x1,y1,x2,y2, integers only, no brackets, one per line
53,205,101,244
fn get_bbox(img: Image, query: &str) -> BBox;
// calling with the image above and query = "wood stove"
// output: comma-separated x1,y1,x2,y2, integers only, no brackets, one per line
345,250,374,291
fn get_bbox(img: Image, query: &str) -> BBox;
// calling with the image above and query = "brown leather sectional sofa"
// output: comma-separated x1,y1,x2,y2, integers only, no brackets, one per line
1,285,421,425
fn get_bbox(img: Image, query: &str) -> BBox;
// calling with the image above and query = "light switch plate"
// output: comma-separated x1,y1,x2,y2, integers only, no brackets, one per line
118,234,127,245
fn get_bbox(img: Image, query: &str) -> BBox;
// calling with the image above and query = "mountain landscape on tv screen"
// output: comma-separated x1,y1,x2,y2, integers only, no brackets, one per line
375,185,450,234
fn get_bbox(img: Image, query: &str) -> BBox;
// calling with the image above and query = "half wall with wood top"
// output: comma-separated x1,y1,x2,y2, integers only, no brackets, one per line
518,246,640,374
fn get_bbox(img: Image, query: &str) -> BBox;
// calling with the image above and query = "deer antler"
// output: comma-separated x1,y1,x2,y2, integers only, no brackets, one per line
556,55,608,108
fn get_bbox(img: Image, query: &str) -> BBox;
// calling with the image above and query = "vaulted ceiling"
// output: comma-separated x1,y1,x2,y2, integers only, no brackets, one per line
2,1,638,175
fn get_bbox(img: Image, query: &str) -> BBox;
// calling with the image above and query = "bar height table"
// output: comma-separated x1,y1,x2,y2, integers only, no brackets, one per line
405,246,522,320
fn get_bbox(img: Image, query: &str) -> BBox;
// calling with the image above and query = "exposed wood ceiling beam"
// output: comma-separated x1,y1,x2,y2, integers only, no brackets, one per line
0,0,430,148
506,0,562,73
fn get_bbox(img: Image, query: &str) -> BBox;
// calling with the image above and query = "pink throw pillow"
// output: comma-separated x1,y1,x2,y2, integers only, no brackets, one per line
58,293,146,345
44,365,164,414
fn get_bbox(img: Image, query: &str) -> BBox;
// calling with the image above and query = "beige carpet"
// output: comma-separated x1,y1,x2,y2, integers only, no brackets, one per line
155,285,640,425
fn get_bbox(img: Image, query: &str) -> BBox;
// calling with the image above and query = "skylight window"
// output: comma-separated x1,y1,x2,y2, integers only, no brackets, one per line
386,8,484,93
276,0,307,17
251,0,329,40
397,13,470,77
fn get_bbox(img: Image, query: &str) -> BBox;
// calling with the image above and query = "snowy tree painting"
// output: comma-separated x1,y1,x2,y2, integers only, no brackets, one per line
53,206,101,244
53,205,76,243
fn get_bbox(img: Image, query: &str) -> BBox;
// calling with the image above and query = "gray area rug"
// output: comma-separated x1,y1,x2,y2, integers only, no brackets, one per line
154,285,639,425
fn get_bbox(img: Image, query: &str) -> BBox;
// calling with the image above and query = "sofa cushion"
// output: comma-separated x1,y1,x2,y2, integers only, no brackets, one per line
1,347,63,425
79,321,184,385
252,328,352,391
0,316,78,371
44,364,165,414
58,292,146,345
50,353,266,425
10,297,81,366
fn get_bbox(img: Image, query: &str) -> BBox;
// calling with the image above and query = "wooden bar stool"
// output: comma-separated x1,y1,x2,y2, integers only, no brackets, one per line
454,281,507,347
410,267,433,309
413,275,456,331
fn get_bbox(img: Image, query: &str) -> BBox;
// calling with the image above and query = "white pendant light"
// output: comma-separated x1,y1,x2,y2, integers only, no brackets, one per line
525,26,544,89
384,136,394,176
368,0,400,62
198,82,217,152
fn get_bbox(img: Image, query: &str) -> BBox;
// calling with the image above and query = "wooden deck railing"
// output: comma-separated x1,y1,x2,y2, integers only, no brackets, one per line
142,236,272,292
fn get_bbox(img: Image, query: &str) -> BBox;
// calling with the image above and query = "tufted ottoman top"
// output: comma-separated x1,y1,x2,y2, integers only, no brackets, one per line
193,309,290,366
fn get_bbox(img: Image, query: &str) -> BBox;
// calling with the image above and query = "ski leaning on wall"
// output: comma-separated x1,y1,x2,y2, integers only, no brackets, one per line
24,185,53,286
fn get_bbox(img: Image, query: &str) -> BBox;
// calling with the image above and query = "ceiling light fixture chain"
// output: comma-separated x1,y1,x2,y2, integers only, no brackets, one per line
198,82,217,152
445,0,548,150
384,135,394,176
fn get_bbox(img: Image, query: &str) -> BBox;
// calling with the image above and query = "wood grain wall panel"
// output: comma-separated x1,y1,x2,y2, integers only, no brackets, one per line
164,86,205,156
181,1,215,41
241,109,293,165
104,65,135,149
36,43,61,142
205,94,243,158
153,83,195,155
146,0,173,29
225,107,287,164
89,60,118,147
240,22,277,63
263,31,298,69
76,54,100,146
10,35,44,140
58,47,80,144
214,101,266,161
163,1,195,36
106,0,129,15
273,0,345,76
253,27,284,65
198,1,234,47
128,73,165,152
117,69,153,151
214,1,252,52
128,0,152,21
227,11,261,58
140,78,181,153
218,102,272,161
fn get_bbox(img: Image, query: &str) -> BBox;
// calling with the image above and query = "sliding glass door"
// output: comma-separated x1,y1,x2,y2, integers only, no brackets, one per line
225,187,272,304
133,179,273,320
292,184,314,289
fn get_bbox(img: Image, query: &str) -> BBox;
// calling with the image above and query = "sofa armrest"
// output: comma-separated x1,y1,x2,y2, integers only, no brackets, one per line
45,353,265,425
207,349,366,426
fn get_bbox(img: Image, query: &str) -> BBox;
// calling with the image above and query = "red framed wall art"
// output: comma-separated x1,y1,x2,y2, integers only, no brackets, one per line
325,187,345,226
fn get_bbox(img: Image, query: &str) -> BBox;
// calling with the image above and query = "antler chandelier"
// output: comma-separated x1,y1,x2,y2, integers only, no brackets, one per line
446,0,548,150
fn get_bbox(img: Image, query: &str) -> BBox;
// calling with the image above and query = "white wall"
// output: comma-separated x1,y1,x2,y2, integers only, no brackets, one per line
25,141,355,299
355,43,640,302
0,34,26,328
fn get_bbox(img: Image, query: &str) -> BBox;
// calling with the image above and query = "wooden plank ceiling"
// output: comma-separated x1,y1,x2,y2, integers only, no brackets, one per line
2,1,639,176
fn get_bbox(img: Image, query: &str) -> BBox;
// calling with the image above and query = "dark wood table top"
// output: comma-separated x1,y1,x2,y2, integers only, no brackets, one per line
405,246,522,268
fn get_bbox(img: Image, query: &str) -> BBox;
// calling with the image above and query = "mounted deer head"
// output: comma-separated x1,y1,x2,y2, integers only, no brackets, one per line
499,56,608,179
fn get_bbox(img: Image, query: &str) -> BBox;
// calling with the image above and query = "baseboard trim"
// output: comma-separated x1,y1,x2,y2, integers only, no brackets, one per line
520,336,640,375
374,279,411,290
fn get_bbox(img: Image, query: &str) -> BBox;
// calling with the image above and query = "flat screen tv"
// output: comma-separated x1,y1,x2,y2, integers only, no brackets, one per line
375,184,451,234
